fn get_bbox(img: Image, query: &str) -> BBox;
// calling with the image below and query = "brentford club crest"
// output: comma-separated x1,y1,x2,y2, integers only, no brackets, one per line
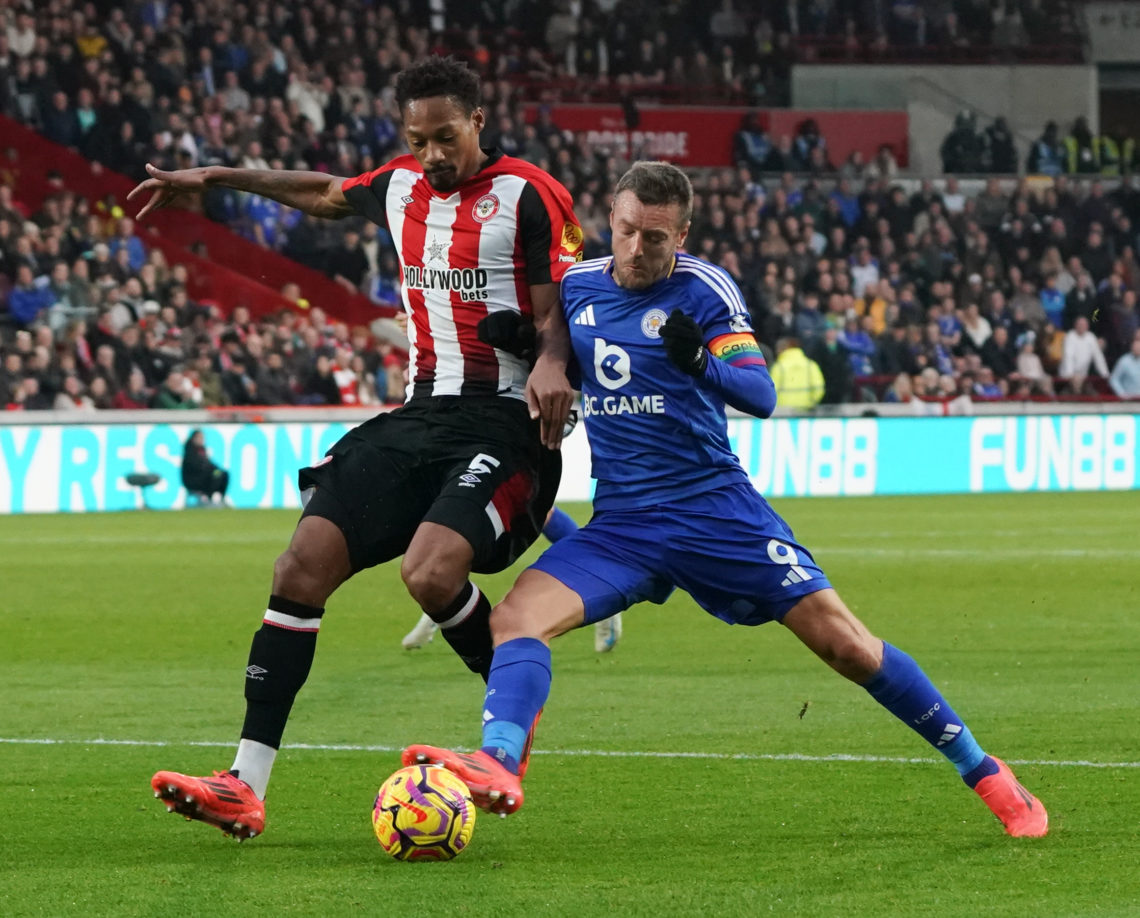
472,193,500,223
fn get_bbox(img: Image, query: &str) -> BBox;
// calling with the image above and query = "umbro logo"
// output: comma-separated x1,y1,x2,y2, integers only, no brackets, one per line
574,304,596,326
246,664,267,680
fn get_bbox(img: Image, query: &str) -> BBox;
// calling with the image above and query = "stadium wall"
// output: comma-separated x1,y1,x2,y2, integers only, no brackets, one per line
791,64,1099,175
2,409,1138,513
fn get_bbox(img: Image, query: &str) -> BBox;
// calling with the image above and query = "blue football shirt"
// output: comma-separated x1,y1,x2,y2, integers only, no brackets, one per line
562,252,762,510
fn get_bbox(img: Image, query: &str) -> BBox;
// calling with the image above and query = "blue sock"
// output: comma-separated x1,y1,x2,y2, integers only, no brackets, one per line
542,507,578,543
863,643,997,787
479,637,551,774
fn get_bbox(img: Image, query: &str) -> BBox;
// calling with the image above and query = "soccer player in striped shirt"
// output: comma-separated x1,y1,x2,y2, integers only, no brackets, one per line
132,56,581,839
404,162,1047,838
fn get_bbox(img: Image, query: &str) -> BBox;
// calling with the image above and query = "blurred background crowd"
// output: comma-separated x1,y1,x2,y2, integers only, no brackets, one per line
3,0,1139,414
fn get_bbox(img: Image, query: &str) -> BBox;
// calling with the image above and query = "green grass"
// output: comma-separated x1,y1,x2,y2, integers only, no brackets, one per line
3,492,1139,917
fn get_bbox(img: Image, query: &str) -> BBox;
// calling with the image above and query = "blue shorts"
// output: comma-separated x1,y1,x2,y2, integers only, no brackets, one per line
530,480,832,626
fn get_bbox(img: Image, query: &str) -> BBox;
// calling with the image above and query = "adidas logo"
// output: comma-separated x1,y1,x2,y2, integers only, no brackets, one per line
245,664,268,680
482,708,494,723
574,304,596,326
780,565,812,587
937,723,962,746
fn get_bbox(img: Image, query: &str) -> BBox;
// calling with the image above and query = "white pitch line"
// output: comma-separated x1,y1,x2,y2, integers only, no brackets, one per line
3,533,1140,558
0,737,1136,769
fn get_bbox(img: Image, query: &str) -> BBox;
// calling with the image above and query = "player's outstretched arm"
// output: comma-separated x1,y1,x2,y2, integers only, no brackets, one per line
660,309,777,418
128,163,355,221
525,282,575,450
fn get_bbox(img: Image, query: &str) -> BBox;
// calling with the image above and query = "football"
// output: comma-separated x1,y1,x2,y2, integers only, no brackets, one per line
371,764,476,861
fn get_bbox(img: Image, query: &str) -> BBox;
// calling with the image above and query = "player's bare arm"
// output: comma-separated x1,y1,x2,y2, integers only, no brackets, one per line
525,281,575,450
128,163,355,221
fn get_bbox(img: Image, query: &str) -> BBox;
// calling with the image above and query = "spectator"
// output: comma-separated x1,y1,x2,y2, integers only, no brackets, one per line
1027,122,1065,176
1082,227,1114,283
792,118,830,172
850,244,880,298
883,371,915,405
326,227,370,292
1013,331,1054,397
874,320,915,377
151,368,193,409
810,326,853,405
255,351,295,405
7,263,53,325
974,178,1008,231
1039,274,1065,327
1058,315,1109,394
300,352,342,405
866,144,900,181
108,216,146,272
770,337,824,410
0,5,1119,411
837,315,876,378
1105,289,1139,366
112,367,152,408
42,92,82,148
983,117,1017,174
0,351,25,406
14,374,52,409
972,366,1005,400
187,352,224,407
733,112,771,178
1098,124,1138,177
181,429,231,504
940,110,984,174
792,291,827,348
52,373,95,411
1064,117,1099,174
1064,269,1097,329
1109,334,1140,398
980,324,1017,378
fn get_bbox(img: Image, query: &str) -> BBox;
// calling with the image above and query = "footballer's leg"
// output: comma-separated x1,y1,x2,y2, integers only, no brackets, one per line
782,589,1048,837
401,521,495,677
405,512,657,814
542,507,623,653
152,514,353,839
405,569,585,814
408,417,559,681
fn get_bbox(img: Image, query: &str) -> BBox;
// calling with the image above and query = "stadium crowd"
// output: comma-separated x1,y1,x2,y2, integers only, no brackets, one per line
3,0,1139,413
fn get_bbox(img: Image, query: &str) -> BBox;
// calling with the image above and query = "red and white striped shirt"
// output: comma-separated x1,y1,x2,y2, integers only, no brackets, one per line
342,151,582,401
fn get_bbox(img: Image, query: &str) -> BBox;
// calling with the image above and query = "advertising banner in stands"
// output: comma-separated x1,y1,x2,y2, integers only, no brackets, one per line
1,414,1136,513
522,105,908,168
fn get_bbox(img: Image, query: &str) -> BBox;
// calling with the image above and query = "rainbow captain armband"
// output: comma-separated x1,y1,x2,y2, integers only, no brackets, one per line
708,333,767,368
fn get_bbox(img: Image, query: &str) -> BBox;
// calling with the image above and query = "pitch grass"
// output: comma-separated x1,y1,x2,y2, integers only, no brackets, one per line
2,492,1139,918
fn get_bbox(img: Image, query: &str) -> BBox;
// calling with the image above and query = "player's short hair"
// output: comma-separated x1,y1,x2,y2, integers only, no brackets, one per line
614,162,693,227
395,56,481,115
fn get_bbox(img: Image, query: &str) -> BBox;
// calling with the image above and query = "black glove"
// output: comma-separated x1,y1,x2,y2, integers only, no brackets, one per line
659,308,708,376
477,310,536,362
562,407,580,439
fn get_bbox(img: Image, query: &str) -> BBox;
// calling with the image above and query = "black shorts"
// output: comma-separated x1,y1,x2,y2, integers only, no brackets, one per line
298,396,560,575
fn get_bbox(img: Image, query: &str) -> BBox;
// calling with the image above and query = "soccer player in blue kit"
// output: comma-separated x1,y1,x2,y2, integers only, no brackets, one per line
405,162,1047,837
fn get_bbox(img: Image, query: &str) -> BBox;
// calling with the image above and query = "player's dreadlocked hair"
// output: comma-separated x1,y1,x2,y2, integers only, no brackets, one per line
614,162,693,227
395,56,482,114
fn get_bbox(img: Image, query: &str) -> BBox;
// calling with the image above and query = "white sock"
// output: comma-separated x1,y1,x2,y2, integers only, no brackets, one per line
231,739,277,799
